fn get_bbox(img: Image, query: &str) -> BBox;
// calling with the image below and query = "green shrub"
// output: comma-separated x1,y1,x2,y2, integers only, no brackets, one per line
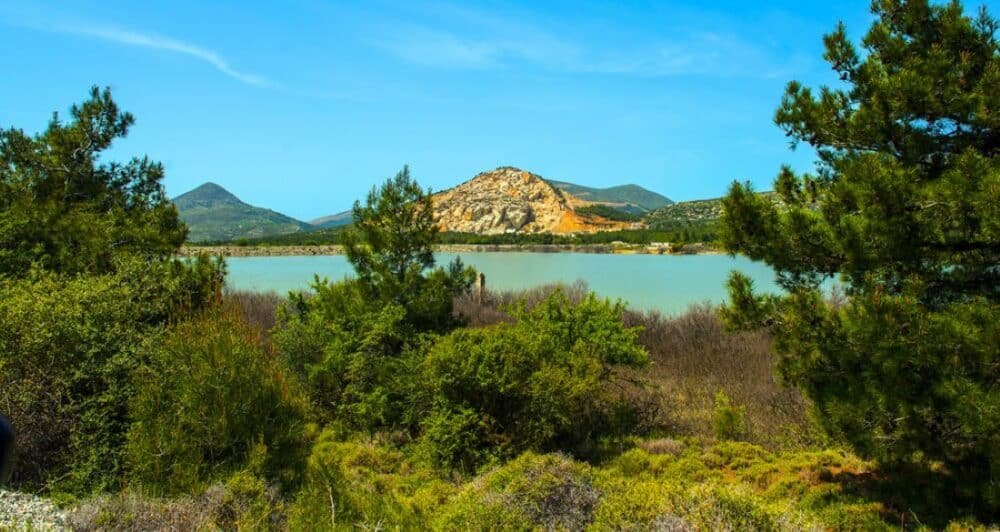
416,290,650,470
0,272,142,494
594,442,907,530
288,429,451,530
274,263,474,433
684,483,804,531
218,470,281,530
274,279,420,431
417,407,500,474
591,478,684,530
712,391,747,441
434,452,599,531
0,256,223,494
127,310,311,494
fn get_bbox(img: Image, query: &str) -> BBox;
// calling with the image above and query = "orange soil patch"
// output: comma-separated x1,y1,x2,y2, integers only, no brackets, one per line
551,210,641,233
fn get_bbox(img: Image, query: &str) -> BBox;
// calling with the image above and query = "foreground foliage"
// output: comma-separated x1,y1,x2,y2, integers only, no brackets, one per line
415,291,649,471
0,256,223,493
76,436,985,530
721,0,1000,514
0,86,185,277
127,310,312,495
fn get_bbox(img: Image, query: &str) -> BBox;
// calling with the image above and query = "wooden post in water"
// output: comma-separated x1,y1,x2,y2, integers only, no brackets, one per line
475,272,486,304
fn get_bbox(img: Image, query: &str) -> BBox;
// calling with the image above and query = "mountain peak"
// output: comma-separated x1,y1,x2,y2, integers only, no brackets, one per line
173,182,242,207
171,182,311,242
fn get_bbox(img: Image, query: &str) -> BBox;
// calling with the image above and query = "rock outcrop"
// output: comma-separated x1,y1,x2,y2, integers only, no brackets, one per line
432,167,639,234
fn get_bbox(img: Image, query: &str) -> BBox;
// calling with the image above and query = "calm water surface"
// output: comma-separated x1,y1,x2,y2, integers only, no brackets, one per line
226,253,781,315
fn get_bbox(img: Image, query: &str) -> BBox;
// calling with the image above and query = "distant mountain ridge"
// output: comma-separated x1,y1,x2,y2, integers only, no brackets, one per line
307,174,673,231
173,183,312,242
309,210,353,229
547,180,673,212
175,171,676,243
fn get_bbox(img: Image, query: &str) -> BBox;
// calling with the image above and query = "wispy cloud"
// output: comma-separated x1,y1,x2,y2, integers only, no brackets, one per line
371,22,579,70
578,32,797,79
18,14,274,88
367,3,798,79
377,27,790,79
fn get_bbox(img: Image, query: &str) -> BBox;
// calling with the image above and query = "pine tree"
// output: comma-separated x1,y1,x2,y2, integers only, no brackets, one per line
342,165,439,298
342,165,473,331
0,86,186,276
720,0,1000,510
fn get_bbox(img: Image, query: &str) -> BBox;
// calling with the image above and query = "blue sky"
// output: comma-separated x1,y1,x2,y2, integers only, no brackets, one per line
2,1,995,220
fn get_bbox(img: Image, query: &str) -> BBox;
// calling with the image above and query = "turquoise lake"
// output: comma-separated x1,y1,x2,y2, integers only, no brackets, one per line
226,253,783,316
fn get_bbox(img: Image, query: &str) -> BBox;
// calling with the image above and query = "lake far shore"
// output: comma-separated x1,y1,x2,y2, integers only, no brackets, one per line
179,243,724,257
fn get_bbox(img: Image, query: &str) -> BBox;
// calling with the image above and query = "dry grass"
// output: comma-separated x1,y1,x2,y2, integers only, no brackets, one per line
223,290,286,344
623,305,816,449
636,437,686,456
453,280,590,327
223,282,817,450
453,282,818,450
66,482,284,531
66,488,227,531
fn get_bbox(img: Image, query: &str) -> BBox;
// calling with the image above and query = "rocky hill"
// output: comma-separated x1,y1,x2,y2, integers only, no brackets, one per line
432,167,639,234
173,183,312,242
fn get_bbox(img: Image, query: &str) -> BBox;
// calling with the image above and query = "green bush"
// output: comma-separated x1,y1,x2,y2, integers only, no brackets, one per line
595,443,887,531
712,391,747,441
434,452,599,531
274,266,474,432
590,478,684,530
0,256,223,494
217,470,282,530
274,279,419,431
415,290,650,470
127,310,311,494
288,429,452,530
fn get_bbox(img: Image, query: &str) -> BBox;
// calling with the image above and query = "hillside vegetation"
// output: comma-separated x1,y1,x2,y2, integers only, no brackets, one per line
307,210,353,229
549,180,674,211
173,183,313,242
646,192,779,228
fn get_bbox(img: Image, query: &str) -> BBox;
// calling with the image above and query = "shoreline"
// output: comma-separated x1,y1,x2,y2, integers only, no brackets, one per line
178,243,724,257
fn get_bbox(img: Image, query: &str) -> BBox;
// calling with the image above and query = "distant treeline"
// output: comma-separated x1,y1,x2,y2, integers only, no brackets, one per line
192,219,721,247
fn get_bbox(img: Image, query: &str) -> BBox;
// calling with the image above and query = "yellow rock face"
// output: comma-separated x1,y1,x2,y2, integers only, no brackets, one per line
432,167,640,235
